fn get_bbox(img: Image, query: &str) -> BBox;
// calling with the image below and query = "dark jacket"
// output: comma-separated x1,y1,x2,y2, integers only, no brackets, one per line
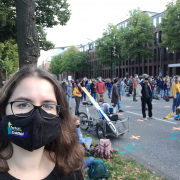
160,81,164,90
90,83,96,94
61,82,67,92
111,83,120,104
163,82,168,91
140,81,152,98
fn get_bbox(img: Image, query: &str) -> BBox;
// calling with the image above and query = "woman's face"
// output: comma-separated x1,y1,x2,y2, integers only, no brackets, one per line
6,77,57,116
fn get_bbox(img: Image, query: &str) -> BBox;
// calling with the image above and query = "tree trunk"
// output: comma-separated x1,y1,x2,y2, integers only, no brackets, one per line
15,0,40,68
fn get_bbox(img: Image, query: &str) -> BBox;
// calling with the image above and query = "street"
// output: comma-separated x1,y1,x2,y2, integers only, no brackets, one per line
70,91,180,180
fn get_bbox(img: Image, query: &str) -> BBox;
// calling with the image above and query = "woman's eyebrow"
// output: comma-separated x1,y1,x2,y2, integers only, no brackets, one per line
14,97,57,104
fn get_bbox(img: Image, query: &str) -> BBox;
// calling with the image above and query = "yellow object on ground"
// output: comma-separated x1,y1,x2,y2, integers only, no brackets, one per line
164,112,174,119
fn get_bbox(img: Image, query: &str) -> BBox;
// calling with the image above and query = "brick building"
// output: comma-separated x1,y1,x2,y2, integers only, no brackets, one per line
79,11,180,78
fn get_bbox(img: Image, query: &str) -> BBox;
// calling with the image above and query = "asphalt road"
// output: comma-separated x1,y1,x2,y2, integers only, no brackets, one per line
70,90,180,180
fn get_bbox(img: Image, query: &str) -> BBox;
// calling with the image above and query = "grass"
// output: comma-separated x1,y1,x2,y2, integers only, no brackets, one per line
81,129,167,180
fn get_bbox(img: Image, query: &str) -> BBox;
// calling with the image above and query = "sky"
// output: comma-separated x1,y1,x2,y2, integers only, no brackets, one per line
38,0,168,65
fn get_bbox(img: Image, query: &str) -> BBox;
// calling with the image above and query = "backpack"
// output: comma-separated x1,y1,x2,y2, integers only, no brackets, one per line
109,83,112,88
153,94,160,100
165,95,170,102
95,139,113,159
176,106,180,115
88,159,110,180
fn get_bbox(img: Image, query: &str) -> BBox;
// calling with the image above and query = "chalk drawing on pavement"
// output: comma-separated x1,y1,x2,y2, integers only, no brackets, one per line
170,132,180,140
137,119,144,122
172,127,180,130
130,135,140,140
119,143,140,154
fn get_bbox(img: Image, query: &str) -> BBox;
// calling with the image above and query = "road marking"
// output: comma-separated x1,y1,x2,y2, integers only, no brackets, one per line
172,127,180,130
137,119,144,122
126,106,130,107
130,135,140,139
126,111,177,124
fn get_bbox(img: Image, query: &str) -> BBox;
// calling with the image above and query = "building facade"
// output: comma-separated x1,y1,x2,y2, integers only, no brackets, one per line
79,11,180,78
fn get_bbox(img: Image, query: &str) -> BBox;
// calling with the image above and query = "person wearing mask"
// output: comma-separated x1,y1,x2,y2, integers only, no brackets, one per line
156,76,161,94
140,74,152,121
95,77,105,103
120,78,125,97
149,78,155,102
90,80,97,101
128,76,133,96
107,79,113,99
133,74,138,102
73,81,82,115
61,79,67,93
0,66,84,179
166,76,170,96
67,81,73,109
163,78,168,101
171,76,180,113
160,78,165,98
80,78,87,102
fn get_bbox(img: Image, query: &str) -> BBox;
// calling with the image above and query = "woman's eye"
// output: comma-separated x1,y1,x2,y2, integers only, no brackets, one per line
19,103,31,108
43,105,52,109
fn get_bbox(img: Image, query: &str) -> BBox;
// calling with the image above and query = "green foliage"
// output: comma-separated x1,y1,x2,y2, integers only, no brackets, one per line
48,46,90,76
48,54,63,78
121,8,155,64
0,0,71,51
160,0,180,52
92,66,101,78
0,39,19,78
95,24,122,67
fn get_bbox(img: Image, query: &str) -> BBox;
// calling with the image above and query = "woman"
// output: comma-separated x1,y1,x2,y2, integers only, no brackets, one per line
73,81,82,115
172,76,180,113
80,78,86,102
120,78,125,97
67,81,73,109
111,79,120,112
107,79,112,99
149,78,155,102
0,66,84,179
163,78,168,101
90,79,97,101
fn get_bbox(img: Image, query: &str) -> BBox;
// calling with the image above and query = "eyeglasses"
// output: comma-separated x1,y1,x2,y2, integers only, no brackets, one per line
7,101,62,119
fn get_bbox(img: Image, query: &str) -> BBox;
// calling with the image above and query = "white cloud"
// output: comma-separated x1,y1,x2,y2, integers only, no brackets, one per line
39,0,168,64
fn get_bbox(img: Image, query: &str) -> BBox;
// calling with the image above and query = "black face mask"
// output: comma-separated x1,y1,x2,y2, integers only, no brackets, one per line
145,78,148,81
0,109,60,152
76,125,80,128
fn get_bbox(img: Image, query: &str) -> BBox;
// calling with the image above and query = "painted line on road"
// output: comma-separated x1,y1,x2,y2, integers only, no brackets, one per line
126,111,177,124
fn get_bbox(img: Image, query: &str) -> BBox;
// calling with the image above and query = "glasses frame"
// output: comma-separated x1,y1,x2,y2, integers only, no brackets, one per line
7,101,62,119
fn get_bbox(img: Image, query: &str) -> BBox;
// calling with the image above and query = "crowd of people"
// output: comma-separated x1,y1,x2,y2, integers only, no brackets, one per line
60,74,180,120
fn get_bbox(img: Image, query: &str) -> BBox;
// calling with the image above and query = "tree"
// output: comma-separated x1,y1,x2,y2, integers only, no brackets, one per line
0,39,19,81
121,8,154,74
92,66,101,78
48,54,63,79
0,0,71,67
160,0,180,53
95,24,122,78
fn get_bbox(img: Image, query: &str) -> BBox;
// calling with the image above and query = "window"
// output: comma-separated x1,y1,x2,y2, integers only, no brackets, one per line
159,31,162,43
153,18,156,27
154,49,157,62
159,16,162,24
125,22,127,27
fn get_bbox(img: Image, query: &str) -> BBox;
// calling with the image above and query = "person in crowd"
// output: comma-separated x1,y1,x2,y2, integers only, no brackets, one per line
133,74,138,102
156,76,161,94
120,78,125,97
61,79,67,93
86,78,91,92
95,77,105,103
124,77,127,85
67,81,73,109
80,78,87,102
73,81,82,115
171,76,180,113
138,76,143,84
163,78,168,101
149,77,155,102
73,117,94,169
166,76,170,96
160,77,165,98
128,76,133,96
0,66,84,179
90,79,97,101
111,79,124,112
140,74,152,121
107,78,113,98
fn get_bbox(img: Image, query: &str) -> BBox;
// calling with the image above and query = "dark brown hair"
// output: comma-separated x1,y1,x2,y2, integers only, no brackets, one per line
175,76,179,84
0,66,84,173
